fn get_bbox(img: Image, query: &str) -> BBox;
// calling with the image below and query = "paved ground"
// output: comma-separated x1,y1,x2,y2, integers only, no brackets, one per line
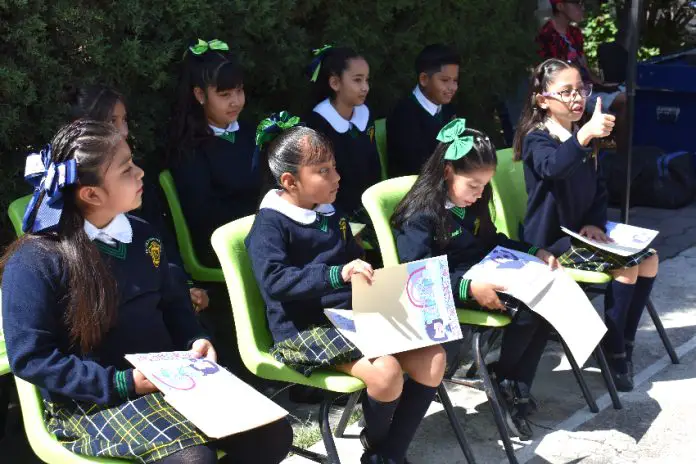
2,202,696,463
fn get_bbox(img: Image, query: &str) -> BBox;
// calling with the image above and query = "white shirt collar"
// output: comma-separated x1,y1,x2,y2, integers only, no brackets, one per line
544,118,575,142
209,121,239,136
84,214,133,245
445,199,456,210
259,189,335,225
312,98,370,133
413,86,441,117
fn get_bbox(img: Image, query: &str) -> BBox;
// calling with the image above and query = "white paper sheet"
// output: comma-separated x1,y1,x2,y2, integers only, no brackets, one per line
561,221,659,257
126,352,287,438
325,255,462,358
464,246,606,366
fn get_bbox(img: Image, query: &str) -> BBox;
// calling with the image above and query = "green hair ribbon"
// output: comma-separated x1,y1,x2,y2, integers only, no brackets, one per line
309,44,333,83
255,111,302,148
436,118,474,161
189,38,229,55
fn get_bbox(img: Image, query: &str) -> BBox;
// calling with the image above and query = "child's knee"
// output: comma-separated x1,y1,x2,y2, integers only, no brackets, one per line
367,355,404,398
639,253,659,277
611,265,639,284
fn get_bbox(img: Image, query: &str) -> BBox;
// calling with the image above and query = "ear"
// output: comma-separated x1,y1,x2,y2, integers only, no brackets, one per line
328,74,341,93
418,72,430,88
193,87,206,105
76,185,105,209
279,172,298,191
535,93,549,110
443,163,453,182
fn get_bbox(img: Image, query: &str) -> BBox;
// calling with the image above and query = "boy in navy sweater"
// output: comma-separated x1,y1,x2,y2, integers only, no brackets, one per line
1,120,291,464
247,116,445,464
387,44,459,177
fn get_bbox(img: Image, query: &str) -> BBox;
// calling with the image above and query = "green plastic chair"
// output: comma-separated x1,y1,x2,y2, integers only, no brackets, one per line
158,170,224,282
211,215,366,463
491,148,680,406
8,194,32,237
375,118,388,180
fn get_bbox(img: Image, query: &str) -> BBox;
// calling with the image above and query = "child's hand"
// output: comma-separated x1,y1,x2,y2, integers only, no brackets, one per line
535,249,561,270
133,369,159,395
190,288,209,312
577,97,616,146
190,338,217,362
580,225,612,243
341,259,374,284
470,281,506,311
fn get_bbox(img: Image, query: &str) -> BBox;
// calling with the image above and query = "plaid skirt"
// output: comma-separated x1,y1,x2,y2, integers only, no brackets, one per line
559,239,656,273
46,393,209,463
270,326,363,376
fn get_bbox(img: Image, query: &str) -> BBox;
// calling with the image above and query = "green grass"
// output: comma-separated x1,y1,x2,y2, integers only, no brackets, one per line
291,407,363,450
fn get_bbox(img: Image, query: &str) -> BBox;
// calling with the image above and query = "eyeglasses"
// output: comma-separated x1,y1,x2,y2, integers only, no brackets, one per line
542,84,593,102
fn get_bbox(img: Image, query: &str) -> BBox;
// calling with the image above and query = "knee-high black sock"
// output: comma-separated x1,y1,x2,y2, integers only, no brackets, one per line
624,276,656,357
362,394,400,446
603,280,636,373
379,379,437,462
497,309,544,382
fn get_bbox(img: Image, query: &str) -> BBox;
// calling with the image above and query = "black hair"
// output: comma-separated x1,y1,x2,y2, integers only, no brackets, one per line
311,47,364,104
166,40,244,165
1,120,123,353
415,44,460,77
513,58,579,161
391,128,499,245
259,126,334,201
64,84,124,122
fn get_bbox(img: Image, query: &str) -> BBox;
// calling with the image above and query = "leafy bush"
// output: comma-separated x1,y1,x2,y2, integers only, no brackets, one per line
0,0,539,243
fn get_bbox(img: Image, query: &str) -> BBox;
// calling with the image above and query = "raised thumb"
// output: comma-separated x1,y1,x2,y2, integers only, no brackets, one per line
593,97,603,116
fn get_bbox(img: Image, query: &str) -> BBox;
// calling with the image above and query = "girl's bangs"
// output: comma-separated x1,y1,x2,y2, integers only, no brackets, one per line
211,60,244,91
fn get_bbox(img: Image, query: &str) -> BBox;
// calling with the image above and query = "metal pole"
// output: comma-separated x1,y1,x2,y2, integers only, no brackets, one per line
622,0,644,225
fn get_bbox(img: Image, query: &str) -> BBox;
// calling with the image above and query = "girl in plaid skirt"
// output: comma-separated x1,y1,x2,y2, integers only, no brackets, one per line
0,120,292,463
514,59,660,392
246,114,446,464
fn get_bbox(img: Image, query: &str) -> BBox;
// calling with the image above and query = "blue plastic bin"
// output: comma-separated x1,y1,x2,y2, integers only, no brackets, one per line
634,49,696,153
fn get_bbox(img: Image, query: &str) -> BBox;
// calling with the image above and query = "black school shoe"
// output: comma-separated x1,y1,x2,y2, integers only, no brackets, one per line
497,379,534,440
612,371,634,392
360,430,411,464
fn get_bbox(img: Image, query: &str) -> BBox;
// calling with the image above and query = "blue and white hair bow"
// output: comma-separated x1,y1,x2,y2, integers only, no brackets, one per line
22,145,78,233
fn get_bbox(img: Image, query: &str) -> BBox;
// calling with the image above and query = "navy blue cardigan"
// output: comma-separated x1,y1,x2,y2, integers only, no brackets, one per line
520,129,608,256
394,206,538,305
1,216,206,406
245,208,364,343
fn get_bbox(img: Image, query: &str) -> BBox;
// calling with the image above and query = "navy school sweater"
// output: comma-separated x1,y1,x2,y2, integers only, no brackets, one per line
245,196,364,344
394,206,538,305
387,93,456,177
305,110,381,217
1,216,206,406
171,121,260,267
520,129,608,256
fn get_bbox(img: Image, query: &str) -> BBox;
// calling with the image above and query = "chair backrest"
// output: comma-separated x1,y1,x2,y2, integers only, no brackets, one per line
361,176,417,267
375,118,388,180
15,376,122,463
490,148,528,241
210,216,276,373
158,170,223,282
8,194,32,237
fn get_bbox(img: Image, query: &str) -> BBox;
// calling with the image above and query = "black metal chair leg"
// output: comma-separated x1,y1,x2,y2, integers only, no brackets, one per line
473,332,518,464
0,375,11,442
594,347,623,410
560,339,599,413
646,298,679,364
319,399,341,464
438,384,477,464
334,391,362,438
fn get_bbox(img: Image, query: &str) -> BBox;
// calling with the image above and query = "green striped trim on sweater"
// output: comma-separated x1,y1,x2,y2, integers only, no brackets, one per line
458,278,471,302
114,370,129,399
527,246,539,256
329,266,344,289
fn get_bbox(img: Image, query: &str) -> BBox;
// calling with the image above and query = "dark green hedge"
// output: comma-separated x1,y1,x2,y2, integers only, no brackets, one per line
0,0,538,241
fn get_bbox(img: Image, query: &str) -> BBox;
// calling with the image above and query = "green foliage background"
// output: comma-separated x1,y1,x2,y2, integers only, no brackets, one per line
0,0,539,241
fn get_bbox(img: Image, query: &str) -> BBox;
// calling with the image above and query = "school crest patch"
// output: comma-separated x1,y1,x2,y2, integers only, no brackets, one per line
338,217,348,241
367,125,375,144
145,238,162,268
